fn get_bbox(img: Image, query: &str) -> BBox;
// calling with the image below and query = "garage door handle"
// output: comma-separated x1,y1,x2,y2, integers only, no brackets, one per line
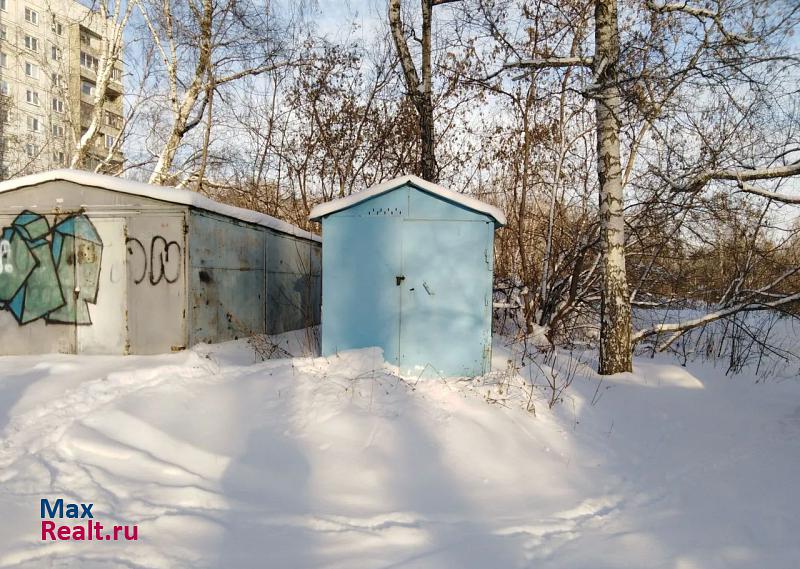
396,275,405,286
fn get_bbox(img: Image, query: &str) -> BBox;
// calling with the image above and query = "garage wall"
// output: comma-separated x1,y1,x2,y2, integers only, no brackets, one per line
125,211,188,354
0,181,189,355
187,210,321,345
266,232,322,334
187,211,267,344
0,180,319,354
0,207,78,354
319,184,495,376
0,181,186,354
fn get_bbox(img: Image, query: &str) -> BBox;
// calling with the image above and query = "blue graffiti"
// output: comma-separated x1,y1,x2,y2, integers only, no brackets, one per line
0,211,103,325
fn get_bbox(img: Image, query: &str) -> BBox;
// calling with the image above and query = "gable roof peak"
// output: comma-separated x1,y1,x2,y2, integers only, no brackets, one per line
308,174,506,227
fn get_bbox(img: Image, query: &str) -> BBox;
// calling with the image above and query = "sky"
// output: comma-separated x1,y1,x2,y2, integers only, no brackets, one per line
311,0,385,42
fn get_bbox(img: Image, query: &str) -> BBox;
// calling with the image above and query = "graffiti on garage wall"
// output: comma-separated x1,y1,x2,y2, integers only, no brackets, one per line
126,236,181,285
0,210,103,325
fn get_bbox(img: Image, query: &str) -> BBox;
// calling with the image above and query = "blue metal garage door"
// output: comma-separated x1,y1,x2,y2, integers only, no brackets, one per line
399,220,493,376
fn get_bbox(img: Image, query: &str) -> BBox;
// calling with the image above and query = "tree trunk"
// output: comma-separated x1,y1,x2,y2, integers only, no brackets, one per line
419,96,437,181
419,0,437,181
389,0,438,182
142,0,213,186
519,86,535,334
148,88,202,185
594,0,632,374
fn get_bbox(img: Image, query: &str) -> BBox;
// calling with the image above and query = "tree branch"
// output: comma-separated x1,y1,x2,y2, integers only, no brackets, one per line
737,183,800,205
633,267,800,349
215,60,303,85
676,160,800,194
646,1,756,44
504,56,593,70
389,0,421,99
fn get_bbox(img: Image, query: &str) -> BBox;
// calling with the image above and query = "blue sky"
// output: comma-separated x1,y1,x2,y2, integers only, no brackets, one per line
312,0,385,41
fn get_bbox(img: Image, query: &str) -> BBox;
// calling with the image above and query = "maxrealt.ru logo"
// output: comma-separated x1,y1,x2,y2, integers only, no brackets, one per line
40,499,139,541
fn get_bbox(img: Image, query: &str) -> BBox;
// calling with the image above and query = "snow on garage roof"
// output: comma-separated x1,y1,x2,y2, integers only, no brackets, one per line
308,174,507,227
0,169,320,242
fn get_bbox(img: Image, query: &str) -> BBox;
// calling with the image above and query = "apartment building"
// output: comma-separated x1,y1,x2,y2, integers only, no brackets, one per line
0,0,123,177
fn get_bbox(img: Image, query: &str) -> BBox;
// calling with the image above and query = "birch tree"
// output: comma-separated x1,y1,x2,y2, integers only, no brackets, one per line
483,0,632,373
590,0,632,373
135,0,303,186
69,0,134,170
473,0,799,374
389,0,460,182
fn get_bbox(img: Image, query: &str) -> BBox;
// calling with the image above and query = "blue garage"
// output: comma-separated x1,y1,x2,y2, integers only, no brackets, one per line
309,175,505,377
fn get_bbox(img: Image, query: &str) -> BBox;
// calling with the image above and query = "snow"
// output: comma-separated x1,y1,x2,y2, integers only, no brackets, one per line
308,174,507,226
0,169,320,243
0,332,799,568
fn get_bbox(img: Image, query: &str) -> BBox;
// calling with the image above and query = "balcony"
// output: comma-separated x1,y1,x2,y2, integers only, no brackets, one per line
80,102,122,129
80,101,94,126
79,66,123,97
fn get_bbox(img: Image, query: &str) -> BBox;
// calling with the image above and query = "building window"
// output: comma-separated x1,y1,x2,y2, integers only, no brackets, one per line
0,52,6,68
51,72,64,87
52,123,65,137
105,134,115,149
0,109,9,124
52,20,63,36
26,143,38,158
24,35,39,52
81,80,96,97
25,61,32,75
80,51,98,72
51,45,61,61
0,25,5,40
26,115,40,132
0,81,8,96
25,61,39,79
105,111,122,129
53,151,65,165
80,32,90,46
24,7,39,25
52,98,63,113
26,89,40,106
0,0,6,12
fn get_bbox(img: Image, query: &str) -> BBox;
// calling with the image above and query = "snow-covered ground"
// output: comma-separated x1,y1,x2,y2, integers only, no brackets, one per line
0,332,799,568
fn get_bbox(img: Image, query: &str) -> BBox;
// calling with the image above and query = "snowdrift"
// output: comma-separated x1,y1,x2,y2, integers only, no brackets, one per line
0,335,798,568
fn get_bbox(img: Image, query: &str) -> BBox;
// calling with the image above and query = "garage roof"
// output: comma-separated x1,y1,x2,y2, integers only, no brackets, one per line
308,174,506,227
0,169,320,242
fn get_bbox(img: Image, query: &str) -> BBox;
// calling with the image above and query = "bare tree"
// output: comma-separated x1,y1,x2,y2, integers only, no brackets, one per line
188,28,423,231
469,0,800,374
134,0,304,185
69,0,133,170
389,0,461,182
458,0,598,339
591,0,632,373
466,0,631,372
